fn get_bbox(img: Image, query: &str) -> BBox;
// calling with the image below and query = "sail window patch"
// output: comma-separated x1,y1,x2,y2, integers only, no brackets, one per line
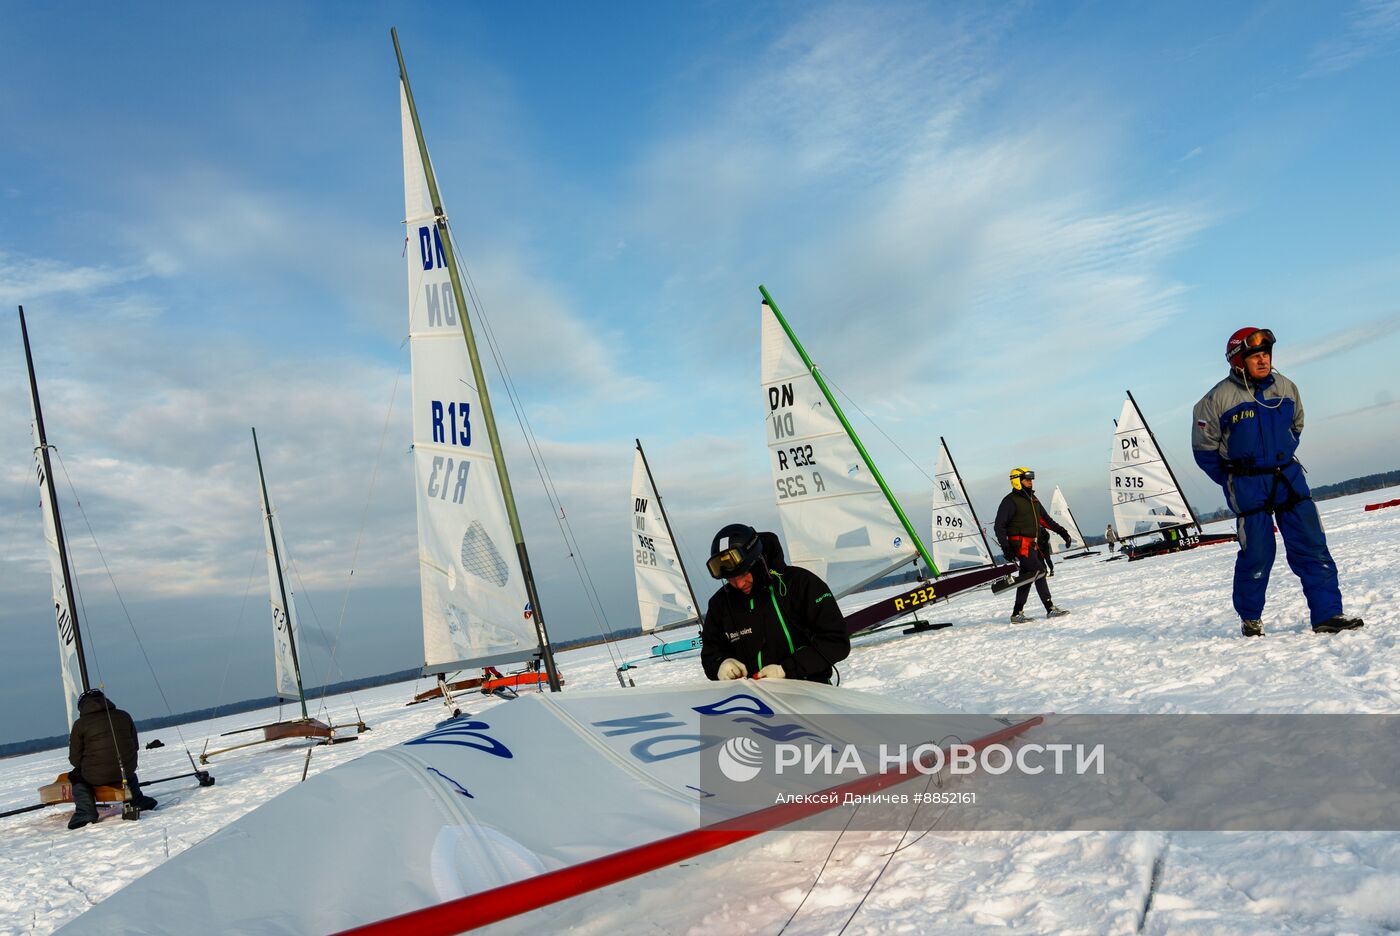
461,521,510,587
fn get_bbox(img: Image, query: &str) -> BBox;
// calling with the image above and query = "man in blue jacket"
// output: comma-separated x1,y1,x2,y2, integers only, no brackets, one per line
1191,327,1363,637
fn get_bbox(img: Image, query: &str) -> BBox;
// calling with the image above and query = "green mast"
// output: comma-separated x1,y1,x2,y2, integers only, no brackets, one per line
393,28,560,691
758,285,941,579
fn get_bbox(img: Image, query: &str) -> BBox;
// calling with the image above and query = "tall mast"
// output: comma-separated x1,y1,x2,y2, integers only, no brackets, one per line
759,285,940,578
19,307,90,698
1126,390,1202,534
393,29,559,691
252,427,308,718
941,436,995,564
635,439,703,625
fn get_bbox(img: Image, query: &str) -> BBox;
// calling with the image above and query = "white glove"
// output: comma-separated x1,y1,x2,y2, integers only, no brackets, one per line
716,658,747,681
755,663,786,680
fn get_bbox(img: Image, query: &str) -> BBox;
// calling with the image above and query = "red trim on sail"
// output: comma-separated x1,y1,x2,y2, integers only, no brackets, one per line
338,716,1042,936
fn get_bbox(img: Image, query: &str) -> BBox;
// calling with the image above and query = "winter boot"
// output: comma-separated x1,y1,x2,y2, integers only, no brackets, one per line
1009,612,1030,624
1313,616,1364,634
67,782,98,830
1045,606,1070,619
1241,619,1264,637
128,778,158,812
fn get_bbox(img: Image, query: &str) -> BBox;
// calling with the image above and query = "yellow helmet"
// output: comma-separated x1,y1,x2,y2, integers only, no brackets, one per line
1009,466,1035,490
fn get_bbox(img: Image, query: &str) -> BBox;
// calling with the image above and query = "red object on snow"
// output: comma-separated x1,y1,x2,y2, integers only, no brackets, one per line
1364,498,1400,512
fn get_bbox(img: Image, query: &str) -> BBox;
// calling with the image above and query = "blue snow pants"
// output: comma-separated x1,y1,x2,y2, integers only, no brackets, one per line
1231,472,1342,623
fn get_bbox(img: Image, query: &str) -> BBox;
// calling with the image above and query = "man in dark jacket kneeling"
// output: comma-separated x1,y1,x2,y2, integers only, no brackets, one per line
700,525,849,684
68,689,157,829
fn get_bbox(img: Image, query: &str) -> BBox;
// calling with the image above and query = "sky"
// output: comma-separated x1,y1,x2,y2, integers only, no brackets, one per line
2,1,1399,744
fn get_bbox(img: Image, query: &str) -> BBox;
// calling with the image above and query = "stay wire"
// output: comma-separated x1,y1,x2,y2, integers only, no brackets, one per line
316,347,405,718
825,376,936,485
450,236,626,672
52,450,201,770
209,548,261,724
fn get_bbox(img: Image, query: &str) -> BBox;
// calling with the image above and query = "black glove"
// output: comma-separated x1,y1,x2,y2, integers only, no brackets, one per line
1001,547,1016,564
1061,532,1072,547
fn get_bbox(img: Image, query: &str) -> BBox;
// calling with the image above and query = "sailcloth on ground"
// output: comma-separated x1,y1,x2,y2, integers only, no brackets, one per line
402,84,535,673
1110,396,1196,540
630,448,697,633
55,681,1018,935
29,414,83,727
1048,486,1086,554
761,302,916,596
930,439,993,571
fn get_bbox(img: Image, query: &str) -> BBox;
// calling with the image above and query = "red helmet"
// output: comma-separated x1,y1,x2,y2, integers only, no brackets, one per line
1226,327,1275,369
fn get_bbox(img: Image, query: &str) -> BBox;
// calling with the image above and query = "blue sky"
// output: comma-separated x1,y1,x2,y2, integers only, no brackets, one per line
2,2,1398,743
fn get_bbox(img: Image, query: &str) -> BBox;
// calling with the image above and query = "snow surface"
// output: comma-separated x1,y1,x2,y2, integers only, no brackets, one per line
2,488,1397,934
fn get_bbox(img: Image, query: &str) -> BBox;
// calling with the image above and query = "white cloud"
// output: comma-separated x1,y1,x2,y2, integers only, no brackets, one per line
1306,0,1400,76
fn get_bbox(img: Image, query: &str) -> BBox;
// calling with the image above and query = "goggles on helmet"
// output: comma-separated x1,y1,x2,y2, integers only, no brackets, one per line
1241,328,1275,352
707,524,762,580
706,547,751,580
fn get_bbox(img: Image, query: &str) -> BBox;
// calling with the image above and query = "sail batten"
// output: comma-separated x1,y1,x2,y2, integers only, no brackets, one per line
1049,486,1087,554
1110,394,1198,541
19,307,89,727
397,58,544,675
759,290,931,596
253,428,307,713
631,443,700,633
931,437,994,572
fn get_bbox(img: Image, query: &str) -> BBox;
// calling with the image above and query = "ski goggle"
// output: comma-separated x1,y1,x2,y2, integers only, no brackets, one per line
706,547,751,580
1241,328,1275,352
1010,469,1035,481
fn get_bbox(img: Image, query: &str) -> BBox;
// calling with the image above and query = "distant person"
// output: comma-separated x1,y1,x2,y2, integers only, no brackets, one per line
1191,327,1363,637
67,689,157,829
994,468,1072,623
700,524,849,684
1105,523,1118,553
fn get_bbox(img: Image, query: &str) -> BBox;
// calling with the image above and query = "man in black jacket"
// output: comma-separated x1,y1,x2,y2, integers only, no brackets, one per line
700,524,849,684
993,468,1072,624
67,689,157,829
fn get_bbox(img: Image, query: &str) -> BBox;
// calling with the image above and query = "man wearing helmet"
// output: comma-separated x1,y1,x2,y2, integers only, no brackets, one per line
993,468,1072,624
1192,328,1363,637
700,524,849,683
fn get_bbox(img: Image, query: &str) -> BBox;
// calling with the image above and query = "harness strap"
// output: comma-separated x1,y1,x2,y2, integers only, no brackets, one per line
1231,464,1311,518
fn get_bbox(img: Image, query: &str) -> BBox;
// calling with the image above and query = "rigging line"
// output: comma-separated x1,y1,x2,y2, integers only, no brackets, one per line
318,348,405,706
775,802,865,936
837,769,950,936
51,451,199,762
452,255,625,669
287,558,365,719
209,548,260,725
826,375,936,485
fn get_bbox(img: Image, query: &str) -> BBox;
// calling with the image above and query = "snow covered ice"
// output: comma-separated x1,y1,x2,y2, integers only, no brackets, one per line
2,487,1397,934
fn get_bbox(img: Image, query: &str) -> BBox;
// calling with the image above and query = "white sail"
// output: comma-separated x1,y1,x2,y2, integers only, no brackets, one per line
402,83,535,673
30,419,83,727
257,481,303,703
1110,396,1196,539
56,681,1016,936
630,449,697,633
761,301,916,596
1049,486,1085,554
930,439,993,571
